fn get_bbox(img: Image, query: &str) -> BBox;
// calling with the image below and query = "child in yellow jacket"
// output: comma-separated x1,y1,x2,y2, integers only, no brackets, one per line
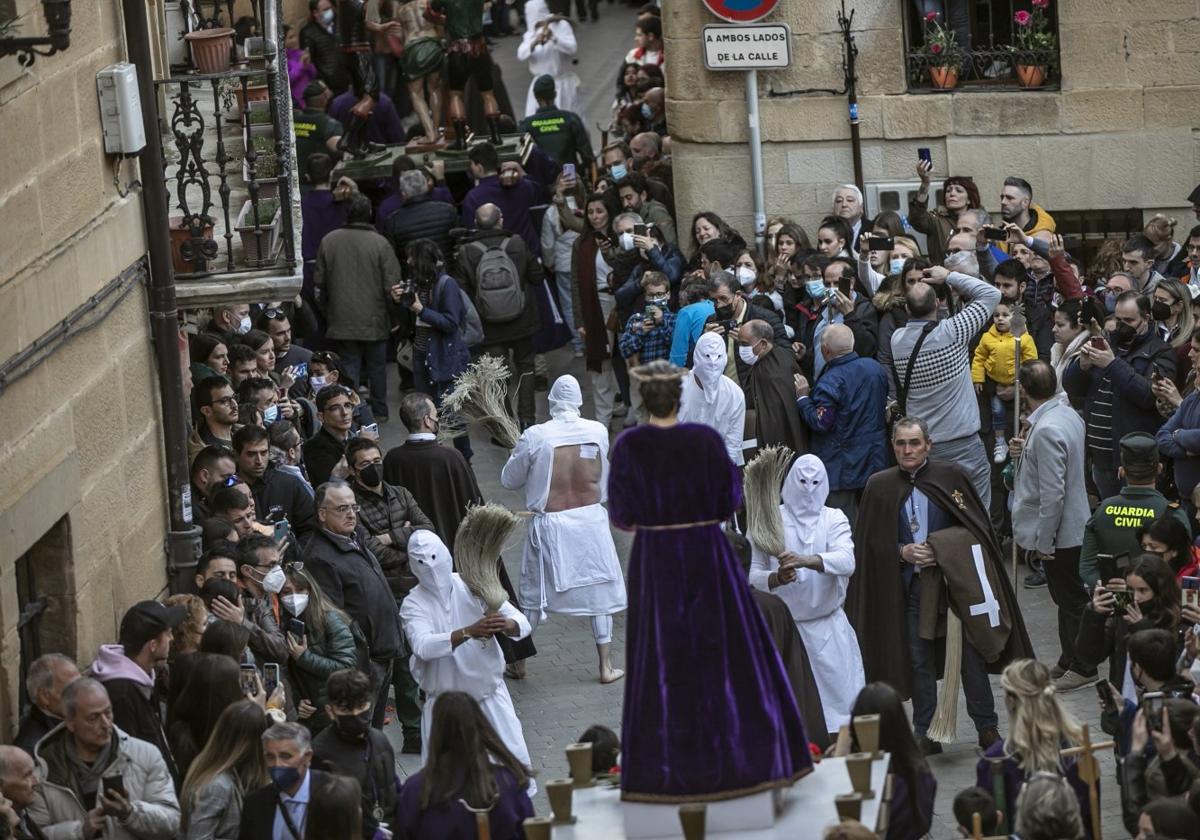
973,302,1037,463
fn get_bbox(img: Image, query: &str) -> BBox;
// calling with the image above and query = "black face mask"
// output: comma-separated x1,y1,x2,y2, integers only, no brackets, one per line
334,709,372,740
714,303,734,321
1151,300,1173,322
358,463,382,487
1112,322,1139,345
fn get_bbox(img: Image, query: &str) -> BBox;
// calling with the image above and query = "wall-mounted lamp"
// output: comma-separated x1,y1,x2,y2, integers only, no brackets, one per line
1,0,71,67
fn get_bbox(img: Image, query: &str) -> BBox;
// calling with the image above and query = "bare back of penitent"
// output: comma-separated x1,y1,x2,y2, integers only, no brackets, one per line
546,443,603,512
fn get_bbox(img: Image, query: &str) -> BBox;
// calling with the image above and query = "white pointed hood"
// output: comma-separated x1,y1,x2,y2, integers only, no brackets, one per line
408,529,454,609
693,331,727,405
781,454,830,533
524,0,551,26
548,374,583,421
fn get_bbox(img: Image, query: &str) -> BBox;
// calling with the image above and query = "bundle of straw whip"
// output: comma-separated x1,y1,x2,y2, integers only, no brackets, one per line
454,502,521,611
744,445,794,559
438,355,522,449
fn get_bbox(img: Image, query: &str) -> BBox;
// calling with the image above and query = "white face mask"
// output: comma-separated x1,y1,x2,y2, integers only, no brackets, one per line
736,266,757,288
262,404,279,423
281,593,308,615
619,232,636,251
261,566,286,594
889,257,906,275
738,344,759,365
237,315,252,335
310,375,327,390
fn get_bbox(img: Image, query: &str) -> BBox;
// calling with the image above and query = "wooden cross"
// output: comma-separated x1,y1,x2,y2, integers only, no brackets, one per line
1062,723,1114,840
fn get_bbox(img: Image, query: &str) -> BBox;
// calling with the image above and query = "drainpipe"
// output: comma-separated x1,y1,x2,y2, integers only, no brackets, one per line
122,0,203,593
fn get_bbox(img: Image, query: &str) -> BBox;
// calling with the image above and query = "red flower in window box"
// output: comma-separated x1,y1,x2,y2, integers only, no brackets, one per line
1014,10,1032,25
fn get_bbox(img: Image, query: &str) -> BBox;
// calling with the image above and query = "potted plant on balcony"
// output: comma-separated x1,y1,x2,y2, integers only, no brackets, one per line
233,71,270,113
184,26,235,74
1008,0,1057,87
919,12,965,90
236,197,281,265
242,135,280,200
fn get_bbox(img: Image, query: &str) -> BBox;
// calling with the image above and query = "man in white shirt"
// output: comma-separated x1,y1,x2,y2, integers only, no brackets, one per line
500,375,628,683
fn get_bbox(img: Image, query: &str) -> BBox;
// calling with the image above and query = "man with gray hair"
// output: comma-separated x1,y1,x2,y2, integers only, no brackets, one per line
381,168,458,259
237,721,330,839
738,319,807,456
0,744,43,839
833,184,873,253
795,323,889,522
27,678,180,839
890,233,1001,508
14,654,81,756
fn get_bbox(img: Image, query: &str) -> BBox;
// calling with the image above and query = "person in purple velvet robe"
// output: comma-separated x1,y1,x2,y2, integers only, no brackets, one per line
607,360,813,803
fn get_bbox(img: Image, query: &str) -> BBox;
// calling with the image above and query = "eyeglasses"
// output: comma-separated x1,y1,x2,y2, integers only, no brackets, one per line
208,395,238,407
322,503,360,515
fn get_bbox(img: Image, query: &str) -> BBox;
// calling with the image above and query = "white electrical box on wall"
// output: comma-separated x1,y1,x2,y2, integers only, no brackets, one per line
97,63,147,155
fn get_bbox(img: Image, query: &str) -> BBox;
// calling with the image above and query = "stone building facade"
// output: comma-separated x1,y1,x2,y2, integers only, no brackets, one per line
663,0,1200,251
0,0,170,737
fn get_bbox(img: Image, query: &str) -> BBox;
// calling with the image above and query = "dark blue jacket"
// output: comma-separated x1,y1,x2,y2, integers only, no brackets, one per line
1063,328,1176,465
613,244,687,309
1157,390,1200,498
418,274,472,384
796,351,889,491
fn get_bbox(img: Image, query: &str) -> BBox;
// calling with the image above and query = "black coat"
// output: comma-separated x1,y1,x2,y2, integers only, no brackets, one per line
382,195,459,261
301,527,402,660
14,706,58,756
312,728,398,840
303,426,349,488
246,465,317,537
298,21,347,92
98,677,180,786
238,769,332,840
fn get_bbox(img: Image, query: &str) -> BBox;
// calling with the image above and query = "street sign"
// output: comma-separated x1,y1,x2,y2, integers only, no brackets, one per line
702,23,792,71
701,0,780,23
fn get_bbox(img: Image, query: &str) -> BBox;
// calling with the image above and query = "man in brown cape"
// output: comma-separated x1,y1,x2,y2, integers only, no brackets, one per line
846,416,1033,755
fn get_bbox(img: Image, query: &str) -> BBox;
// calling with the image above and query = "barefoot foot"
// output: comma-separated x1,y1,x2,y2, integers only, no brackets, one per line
600,668,625,684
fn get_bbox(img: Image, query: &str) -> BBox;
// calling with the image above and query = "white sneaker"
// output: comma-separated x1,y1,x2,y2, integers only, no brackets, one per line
993,439,1008,464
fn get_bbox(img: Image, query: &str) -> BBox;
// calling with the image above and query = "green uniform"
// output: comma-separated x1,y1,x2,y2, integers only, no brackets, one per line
293,108,344,189
1079,485,1191,586
518,105,594,168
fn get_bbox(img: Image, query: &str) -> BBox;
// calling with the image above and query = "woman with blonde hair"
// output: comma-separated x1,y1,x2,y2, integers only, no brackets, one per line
976,659,1092,837
180,700,270,840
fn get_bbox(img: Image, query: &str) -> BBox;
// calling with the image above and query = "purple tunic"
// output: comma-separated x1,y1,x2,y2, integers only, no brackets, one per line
395,768,534,840
607,422,813,802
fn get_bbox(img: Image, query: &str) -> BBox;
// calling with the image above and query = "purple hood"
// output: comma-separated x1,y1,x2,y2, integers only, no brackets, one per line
90,644,154,687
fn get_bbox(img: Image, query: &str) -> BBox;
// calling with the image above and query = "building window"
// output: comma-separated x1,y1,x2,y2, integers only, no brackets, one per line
903,0,1061,92
1051,208,1146,283
15,517,76,714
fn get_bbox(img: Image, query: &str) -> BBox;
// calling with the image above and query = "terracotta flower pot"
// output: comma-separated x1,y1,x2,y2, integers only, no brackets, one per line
185,27,235,74
1015,64,1047,88
929,65,959,89
234,83,269,113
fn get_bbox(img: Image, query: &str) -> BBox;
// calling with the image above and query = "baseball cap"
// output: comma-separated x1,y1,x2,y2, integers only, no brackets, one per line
119,600,188,652
533,74,556,98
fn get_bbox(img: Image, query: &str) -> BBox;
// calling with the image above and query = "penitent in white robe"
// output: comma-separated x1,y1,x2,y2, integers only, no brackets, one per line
748,455,865,731
517,0,581,117
500,376,627,619
678,332,746,466
400,531,534,776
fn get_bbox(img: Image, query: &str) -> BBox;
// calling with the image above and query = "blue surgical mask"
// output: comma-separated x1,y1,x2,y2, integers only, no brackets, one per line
640,103,653,120
889,257,906,275
805,280,827,301
1104,294,1118,314
270,766,301,790
309,375,327,390
610,163,628,182
263,404,279,423
320,8,334,24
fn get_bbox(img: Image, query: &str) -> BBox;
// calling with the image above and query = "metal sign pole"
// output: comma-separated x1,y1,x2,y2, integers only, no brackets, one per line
746,68,767,259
